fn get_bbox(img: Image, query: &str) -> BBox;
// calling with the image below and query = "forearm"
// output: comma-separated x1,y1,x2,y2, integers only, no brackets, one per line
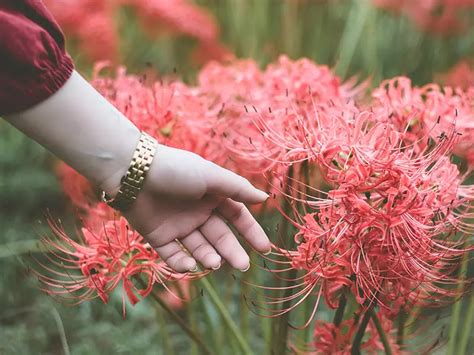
3,70,139,194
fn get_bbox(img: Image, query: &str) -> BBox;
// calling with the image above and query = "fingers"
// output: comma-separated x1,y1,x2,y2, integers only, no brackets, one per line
206,162,268,204
180,230,221,270
200,214,250,271
153,240,197,273
217,198,271,254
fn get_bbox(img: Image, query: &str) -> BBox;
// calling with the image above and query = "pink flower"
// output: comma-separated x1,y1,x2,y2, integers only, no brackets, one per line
34,217,200,315
372,77,474,166
56,162,97,210
128,0,219,42
44,0,228,63
44,0,119,62
373,0,474,35
252,97,473,323
437,60,474,91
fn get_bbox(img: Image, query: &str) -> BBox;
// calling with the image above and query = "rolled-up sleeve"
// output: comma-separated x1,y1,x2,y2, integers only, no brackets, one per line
0,0,74,116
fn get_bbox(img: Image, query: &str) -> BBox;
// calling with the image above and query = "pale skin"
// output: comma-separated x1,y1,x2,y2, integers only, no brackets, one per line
5,71,272,273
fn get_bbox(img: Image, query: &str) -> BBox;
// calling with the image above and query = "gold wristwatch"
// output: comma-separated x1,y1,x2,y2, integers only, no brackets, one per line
101,132,157,212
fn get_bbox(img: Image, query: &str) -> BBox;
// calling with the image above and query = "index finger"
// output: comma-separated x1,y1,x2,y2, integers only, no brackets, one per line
206,162,269,204
217,198,271,254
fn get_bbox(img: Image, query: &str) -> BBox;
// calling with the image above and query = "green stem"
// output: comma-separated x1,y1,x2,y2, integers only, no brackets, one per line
302,292,313,343
458,291,474,355
241,253,253,341
222,274,239,353
333,292,348,328
282,0,300,57
336,0,371,79
447,253,469,355
144,280,212,355
186,288,199,355
273,269,298,355
396,311,406,346
253,264,272,351
350,305,374,355
371,311,393,355
50,306,70,355
197,293,220,353
155,302,174,354
404,305,420,336
272,167,296,355
199,277,253,355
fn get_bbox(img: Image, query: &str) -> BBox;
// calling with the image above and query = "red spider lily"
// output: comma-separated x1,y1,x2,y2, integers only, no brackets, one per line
44,0,229,63
245,101,474,326
208,56,365,193
437,60,474,91
55,162,116,227
44,0,119,62
56,162,97,210
373,0,474,35
310,312,403,354
126,0,218,42
34,216,202,316
372,77,474,166
91,62,227,165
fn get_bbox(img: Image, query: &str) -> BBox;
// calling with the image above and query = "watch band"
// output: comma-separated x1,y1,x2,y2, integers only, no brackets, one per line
101,132,157,212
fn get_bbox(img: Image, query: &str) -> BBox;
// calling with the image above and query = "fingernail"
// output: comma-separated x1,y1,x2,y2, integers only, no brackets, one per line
211,263,221,271
240,264,250,272
189,265,199,272
263,249,272,256
255,189,269,200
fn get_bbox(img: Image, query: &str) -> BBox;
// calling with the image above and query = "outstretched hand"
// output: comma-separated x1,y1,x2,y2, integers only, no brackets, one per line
4,70,270,273
102,144,271,273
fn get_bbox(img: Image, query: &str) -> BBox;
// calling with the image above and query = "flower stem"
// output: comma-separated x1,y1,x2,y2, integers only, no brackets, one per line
186,288,199,355
198,277,254,355
404,305,420,335
350,305,374,355
50,306,71,355
272,167,296,355
458,291,474,355
371,310,393,355
396,310,406,346
197,292,220,352
447,252,469,355
333,292,348,328
144,280,213,355
241,253,253,341
154,302,174,354
336,0,371,79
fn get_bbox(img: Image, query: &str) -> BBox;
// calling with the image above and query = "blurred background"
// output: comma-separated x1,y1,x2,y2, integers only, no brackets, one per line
1,0,473,353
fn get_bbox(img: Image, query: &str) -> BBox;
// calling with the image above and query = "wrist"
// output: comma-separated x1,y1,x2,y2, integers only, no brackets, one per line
100,131,158,212
98,128,141,197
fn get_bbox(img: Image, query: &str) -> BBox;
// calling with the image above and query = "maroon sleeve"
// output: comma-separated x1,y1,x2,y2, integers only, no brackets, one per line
0,0,74,116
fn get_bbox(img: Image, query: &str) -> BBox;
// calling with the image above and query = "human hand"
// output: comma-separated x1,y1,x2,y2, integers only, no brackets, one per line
4,71,270,273
102,144,272,273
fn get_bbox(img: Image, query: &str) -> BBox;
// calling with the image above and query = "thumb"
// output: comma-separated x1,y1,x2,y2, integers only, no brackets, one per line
205,162,268,204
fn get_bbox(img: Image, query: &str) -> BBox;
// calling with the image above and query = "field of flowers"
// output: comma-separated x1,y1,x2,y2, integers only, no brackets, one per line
1,0,474,354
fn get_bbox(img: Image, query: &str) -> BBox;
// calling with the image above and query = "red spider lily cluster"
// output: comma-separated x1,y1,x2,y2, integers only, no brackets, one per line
234,72,474,353
44,0,231,63
373,0,474,34
39,55,474,351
